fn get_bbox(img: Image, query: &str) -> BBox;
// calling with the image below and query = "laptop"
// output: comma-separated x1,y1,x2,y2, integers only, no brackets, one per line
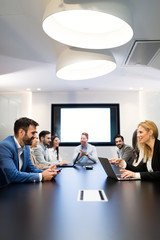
99,157,140,181
59,153,80,168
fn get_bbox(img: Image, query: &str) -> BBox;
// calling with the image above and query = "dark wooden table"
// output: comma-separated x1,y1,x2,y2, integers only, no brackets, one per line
1,163,160,240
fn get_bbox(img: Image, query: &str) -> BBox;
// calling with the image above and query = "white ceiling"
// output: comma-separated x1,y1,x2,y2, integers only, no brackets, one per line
1,0,160,92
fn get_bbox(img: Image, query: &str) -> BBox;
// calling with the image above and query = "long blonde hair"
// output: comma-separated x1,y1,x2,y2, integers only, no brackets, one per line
137,120,158,162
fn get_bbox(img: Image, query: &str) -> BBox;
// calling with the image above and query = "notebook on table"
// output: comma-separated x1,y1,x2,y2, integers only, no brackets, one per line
99,157,140,181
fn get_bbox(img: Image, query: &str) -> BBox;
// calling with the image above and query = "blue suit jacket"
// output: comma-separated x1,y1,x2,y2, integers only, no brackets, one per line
0,136,43,183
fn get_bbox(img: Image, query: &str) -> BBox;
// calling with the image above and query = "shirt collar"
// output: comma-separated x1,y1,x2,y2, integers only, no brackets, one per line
81,143,88,149
14,137,25,152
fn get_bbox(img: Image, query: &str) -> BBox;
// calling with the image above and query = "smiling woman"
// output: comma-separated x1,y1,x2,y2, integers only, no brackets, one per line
110,120,160,180
137,121,158,163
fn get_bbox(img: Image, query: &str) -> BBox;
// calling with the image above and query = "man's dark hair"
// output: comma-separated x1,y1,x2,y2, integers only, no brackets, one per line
114,134,124,141
14,117,39,136
39,130,50,141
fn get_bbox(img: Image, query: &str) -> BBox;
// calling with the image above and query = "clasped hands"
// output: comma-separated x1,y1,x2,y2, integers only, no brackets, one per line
79,149,88,158
42,164,60,181
109,158,136,179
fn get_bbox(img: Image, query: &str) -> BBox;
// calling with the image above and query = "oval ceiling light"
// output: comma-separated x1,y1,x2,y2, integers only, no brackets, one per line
56,48,116,80
42,0,133,49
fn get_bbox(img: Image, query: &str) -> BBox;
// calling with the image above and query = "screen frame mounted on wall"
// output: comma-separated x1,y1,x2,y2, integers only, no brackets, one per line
51,103,120,146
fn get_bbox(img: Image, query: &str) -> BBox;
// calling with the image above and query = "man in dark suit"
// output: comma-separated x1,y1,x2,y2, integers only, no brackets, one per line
114,134,134,164
0,117,57,184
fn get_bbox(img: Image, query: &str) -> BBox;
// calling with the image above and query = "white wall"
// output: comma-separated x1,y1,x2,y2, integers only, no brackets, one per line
139,91,160,128
32,91,140,139
1,90,160,161
31,91,140,160
0,92,32,140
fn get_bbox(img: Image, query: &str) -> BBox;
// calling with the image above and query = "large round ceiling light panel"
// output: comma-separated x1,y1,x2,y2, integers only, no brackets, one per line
56,48,116,80
42,0,133,49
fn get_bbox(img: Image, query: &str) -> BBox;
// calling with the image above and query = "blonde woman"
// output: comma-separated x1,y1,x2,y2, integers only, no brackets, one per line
110,120,160,180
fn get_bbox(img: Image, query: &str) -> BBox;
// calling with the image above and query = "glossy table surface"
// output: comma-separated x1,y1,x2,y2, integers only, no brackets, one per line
1,163,160,240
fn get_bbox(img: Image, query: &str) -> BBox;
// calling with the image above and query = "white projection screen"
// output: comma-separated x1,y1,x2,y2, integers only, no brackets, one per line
61,108,111,142
51,104,120,146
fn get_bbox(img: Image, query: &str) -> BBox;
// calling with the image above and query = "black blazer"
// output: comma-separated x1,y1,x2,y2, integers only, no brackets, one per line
126,138,160,180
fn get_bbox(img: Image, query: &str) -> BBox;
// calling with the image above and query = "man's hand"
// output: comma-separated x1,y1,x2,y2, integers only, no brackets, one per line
59,160,70,166
80,149,87,157
42,168,58,181
109,158,125,167
49,164,56,171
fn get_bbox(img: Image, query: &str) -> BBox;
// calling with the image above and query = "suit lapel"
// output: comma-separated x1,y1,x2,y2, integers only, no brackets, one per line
11,136,19,170
21,147,27,171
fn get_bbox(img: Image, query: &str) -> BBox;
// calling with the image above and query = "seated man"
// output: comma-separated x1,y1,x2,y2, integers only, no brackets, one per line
0,117,57,183
114,134,134,164
73,132,98,165
33,130,52,165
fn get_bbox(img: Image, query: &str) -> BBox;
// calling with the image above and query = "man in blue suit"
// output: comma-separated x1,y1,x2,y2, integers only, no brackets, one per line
0,117,57,184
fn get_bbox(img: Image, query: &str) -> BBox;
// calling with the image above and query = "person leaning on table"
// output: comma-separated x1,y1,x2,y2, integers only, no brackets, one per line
110,120,160,180
0,117,58,184
73,132,98,165
114,134,135,164
48,135,70,166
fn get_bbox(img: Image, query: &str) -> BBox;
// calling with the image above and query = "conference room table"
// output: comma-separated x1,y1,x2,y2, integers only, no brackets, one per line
0,162,160,240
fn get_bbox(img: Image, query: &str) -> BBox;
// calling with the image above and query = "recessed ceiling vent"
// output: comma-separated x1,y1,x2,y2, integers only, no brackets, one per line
124,40,160,69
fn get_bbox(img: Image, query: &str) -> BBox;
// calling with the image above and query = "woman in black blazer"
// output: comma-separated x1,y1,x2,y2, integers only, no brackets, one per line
110,120,160,180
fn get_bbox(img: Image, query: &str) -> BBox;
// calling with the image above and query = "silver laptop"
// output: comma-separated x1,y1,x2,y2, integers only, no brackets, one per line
99,157,140,181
